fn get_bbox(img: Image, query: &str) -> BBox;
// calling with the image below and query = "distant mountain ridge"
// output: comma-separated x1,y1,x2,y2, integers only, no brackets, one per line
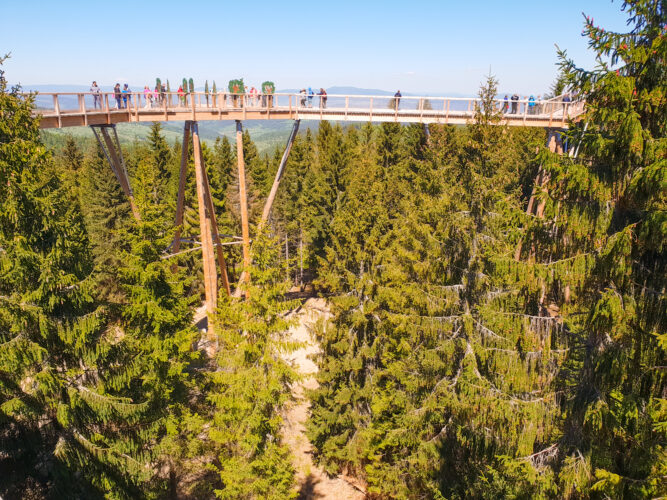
21,84,471,98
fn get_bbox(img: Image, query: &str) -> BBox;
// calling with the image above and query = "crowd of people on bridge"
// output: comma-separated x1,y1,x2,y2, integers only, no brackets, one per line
90,80,285,110
298,88,328,108
501,93,574,115
87,80,575,116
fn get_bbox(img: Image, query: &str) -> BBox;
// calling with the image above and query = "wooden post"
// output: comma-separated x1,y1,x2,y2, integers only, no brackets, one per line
80,94,88,126
285,237,289,283
171,121,191,255
514,130,559,261
236,120,251,299
299,228,303,286
105,94,111,124
53,94,62,128
191,91,196,121
200,153,232,297
192,122,218,320
95,126,141,220
257,120,300,233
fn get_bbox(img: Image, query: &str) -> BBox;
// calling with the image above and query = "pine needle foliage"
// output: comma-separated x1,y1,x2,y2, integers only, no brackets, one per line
541,2,667,496
0,59,148,499
207,231,300,499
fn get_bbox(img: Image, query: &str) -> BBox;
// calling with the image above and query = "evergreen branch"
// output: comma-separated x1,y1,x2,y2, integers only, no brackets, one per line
71,429,148,470
480,347,569,357
518,443,559,467
75,384,149,412
474,318,510,342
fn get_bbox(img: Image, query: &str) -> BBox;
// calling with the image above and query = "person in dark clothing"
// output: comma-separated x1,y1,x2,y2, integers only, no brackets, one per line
319,88,327,108
502,95,509,113
562,93,571,112
394,90,402,110
114,83,122,109
510,93,519,114
90,81,102,109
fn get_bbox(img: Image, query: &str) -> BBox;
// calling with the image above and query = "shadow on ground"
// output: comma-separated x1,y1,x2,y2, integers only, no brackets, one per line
298,474,323,500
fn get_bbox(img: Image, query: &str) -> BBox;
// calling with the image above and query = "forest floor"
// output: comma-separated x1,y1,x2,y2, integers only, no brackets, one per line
281,298,366,500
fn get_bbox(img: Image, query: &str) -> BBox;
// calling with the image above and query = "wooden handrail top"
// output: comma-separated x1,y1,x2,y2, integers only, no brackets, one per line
20,91,582,105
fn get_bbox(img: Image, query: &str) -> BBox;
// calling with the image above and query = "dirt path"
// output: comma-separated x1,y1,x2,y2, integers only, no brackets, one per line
281,298,365,500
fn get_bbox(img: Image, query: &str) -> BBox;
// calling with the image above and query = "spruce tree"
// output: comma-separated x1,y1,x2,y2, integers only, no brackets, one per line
207,231,299,499
80,144,132,302
542,2,666,496
0,60,148,499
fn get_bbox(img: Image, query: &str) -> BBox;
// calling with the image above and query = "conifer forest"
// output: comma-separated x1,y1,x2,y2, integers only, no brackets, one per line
0,2,665,499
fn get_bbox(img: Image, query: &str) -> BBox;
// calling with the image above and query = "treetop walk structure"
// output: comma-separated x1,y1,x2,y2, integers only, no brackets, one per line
26,90,584,333
30,91,583,129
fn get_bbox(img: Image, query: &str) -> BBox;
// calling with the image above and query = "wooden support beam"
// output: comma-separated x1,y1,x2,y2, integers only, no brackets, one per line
192,122,218,319
236,120,251,299
257,120,300,233
514,129,560,261
535,132,560,219
91,125,141,220
171,121,191,255
199,144,232,297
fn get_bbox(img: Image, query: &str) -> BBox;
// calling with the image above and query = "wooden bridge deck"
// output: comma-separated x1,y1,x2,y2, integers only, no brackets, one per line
29,92,583,129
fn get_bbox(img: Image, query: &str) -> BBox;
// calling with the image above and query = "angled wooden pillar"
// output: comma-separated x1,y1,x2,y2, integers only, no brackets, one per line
170,121,231,298
257,119,300,233
233,120,300,298
535,131,561,219
90,124,141,220
514,129,561,261
236,120,251,299
200,150,232,297
192,122,218,320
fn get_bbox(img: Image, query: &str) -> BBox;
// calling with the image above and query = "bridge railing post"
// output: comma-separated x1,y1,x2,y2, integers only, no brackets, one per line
52,94,62,128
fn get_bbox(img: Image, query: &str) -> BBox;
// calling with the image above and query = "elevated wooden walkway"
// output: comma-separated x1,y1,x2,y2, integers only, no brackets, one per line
28,92,583,129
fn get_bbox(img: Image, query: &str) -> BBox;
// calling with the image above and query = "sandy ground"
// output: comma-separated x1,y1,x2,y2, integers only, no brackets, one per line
281,298,366,500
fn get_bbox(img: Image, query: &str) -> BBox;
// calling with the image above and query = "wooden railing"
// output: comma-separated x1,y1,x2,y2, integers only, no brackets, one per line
25,91,585,128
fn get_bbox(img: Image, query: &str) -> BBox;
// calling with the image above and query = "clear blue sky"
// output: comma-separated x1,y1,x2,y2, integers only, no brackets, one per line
1,0,630,95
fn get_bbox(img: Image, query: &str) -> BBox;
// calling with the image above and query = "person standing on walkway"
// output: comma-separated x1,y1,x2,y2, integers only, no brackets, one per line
510,93,519,114
319,88,327,109
144,85,153,108
502,94,509,113
394,90,402,110
528,95,535,115
90,81,102,109
562,92,571,113
307,87,314,107
114,83,122,109
177,85,185,106
122,84,131,109
299,89,306,107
